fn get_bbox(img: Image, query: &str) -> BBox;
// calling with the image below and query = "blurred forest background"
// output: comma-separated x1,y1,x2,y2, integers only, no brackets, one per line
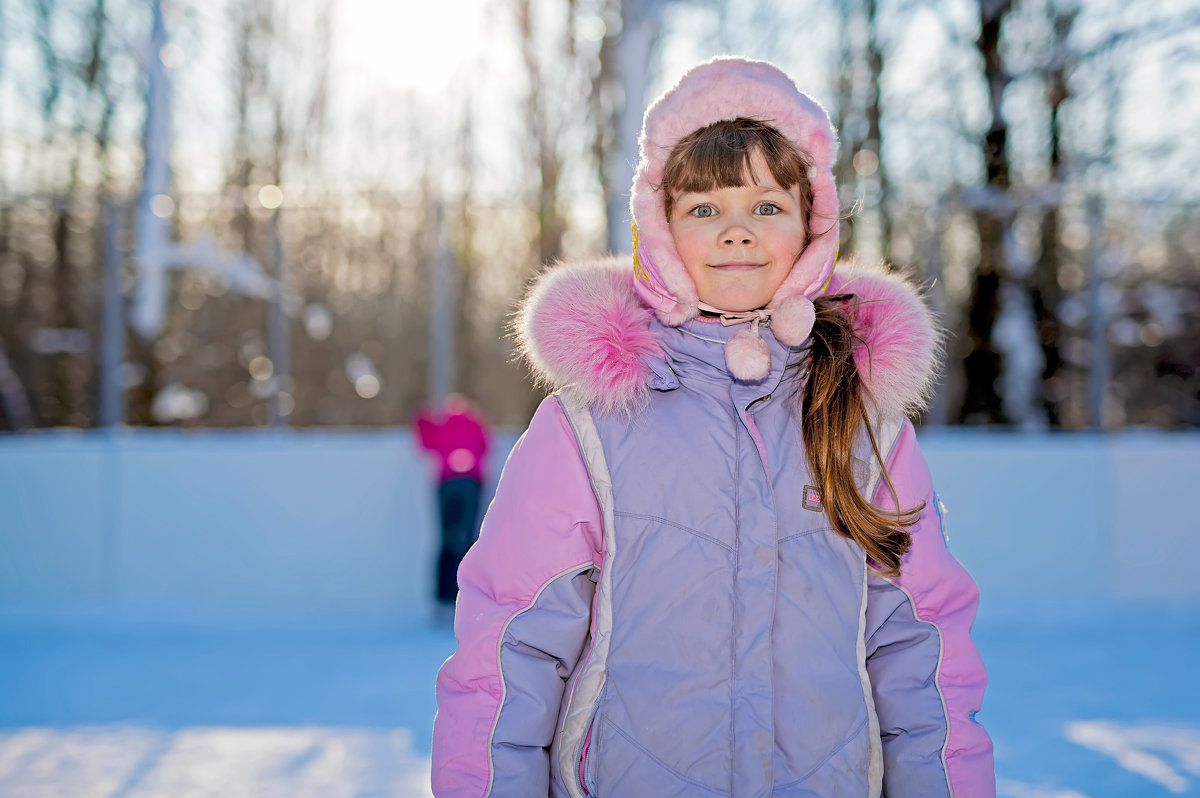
0,0,1197,432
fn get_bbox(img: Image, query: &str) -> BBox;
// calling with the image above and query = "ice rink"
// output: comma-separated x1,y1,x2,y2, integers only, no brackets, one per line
1,601,1197,797
2,428,1196,795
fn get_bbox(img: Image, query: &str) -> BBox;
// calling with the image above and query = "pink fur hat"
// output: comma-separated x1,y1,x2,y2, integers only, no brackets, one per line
629,56,841,380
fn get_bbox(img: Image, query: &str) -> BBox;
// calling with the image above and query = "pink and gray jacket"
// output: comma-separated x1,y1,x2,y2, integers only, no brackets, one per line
432,57,994,797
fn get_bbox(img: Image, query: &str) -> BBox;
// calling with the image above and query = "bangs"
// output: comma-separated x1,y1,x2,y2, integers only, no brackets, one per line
662,118,812,218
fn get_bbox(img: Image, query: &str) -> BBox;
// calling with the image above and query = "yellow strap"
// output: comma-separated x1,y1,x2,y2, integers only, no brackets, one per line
631,223,650,283
819,244,840,294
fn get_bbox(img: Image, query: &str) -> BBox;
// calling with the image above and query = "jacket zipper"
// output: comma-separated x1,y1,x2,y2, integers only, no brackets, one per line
576,686,605,796
579,723,595,796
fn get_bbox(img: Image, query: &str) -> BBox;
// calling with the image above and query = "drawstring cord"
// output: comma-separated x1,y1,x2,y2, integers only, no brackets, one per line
696,301,772,332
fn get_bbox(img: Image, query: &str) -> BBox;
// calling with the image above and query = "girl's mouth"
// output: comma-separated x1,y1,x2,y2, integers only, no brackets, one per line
709,262,764,271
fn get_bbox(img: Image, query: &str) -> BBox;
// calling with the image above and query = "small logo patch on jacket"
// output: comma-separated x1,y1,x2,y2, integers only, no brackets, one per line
803,484,822,512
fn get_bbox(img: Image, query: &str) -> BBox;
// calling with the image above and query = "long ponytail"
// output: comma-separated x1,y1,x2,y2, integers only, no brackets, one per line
800,294,921,576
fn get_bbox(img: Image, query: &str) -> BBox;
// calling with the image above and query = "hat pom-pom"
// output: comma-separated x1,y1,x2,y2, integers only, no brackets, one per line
771,294,816,346
725,327,771,381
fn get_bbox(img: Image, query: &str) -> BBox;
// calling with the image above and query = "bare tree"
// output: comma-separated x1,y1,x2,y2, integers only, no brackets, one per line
515,0,565,267
586,0,621,253
957,0,1013,425
861,0,892,264
1026,1,1076,427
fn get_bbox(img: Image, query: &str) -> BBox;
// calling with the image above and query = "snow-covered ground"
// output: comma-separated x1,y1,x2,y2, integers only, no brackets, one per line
0,601,1197,797
0,608,448,797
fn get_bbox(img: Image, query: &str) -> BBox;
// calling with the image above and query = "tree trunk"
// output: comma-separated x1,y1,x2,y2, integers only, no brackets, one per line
605,0,659,255
832,0,858,256
864,0,892,264
515,0,565,267
1027,5,1075,427
959,0,1013,425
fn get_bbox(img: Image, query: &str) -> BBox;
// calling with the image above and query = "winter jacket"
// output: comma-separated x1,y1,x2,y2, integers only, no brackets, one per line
431,256,994,797
416,404,491,483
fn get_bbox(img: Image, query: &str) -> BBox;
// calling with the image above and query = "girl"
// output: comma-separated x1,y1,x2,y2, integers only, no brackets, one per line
432,57,994,797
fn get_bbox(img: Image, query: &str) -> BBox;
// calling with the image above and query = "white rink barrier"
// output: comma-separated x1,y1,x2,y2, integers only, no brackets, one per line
0,427,1196,616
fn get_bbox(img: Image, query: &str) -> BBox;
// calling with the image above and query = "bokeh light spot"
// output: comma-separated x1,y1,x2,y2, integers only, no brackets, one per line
853,150,879,177
258,185,284,209
150,194,175,218
249,356,274,381
355,374,381,399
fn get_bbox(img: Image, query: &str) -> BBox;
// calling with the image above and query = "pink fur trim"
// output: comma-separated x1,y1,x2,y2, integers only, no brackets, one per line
630,56,841,327
725,327,771,381
518,258,939,420
516,257,663,415
828,264,941,420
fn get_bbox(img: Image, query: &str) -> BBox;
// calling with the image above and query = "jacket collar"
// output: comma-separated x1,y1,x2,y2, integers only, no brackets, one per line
651,317,801,394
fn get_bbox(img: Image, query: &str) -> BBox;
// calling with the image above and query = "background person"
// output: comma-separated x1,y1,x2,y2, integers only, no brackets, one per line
414,394,490,621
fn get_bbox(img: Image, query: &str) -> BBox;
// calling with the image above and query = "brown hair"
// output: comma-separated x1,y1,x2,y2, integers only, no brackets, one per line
661,118,919,576
802,295,920,575
661,118,814,225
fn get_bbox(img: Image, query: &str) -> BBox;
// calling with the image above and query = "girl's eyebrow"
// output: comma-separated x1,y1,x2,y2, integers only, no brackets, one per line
676,184,791,196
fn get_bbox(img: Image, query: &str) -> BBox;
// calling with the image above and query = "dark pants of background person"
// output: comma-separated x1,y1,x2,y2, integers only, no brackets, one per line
436,476,483,605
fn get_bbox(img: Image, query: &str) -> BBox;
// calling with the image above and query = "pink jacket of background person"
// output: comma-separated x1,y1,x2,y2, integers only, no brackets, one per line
415,400,490,483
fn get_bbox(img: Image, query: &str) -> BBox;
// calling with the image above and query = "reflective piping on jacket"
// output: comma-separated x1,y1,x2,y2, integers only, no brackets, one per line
678,327,726,345
555,388,619,798
874,575,954,797
484,561,596,797
857,563,884,798
858,416,902,798
861,415,903,499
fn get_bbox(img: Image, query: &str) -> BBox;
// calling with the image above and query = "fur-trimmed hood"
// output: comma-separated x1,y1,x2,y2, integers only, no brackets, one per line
627,56,844,382
516,256,940,421
630,56,840,326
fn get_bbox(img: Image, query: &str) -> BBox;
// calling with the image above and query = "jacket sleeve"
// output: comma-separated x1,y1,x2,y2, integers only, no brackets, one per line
415,409,438,453
865,420,995,798
432,395,604,797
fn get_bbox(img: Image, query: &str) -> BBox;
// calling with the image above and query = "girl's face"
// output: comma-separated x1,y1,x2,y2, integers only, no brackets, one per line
668,150,807,313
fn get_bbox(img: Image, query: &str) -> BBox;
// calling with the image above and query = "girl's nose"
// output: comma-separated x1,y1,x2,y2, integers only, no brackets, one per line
722,225,755,246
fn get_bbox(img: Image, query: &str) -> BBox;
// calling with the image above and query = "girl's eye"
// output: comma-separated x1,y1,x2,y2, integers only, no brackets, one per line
756,203,780,216
690,205,716,218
